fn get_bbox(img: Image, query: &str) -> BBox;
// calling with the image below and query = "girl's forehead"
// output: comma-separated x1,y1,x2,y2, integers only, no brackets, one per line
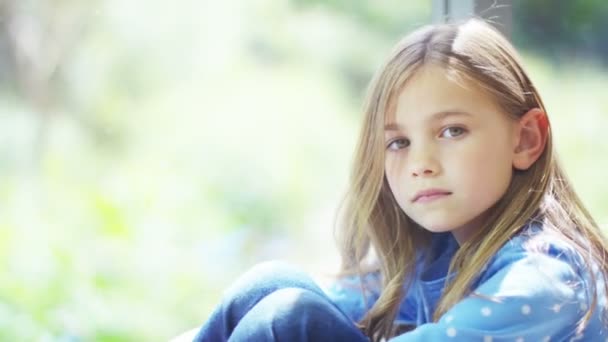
397,65,478,106
385,64,500,124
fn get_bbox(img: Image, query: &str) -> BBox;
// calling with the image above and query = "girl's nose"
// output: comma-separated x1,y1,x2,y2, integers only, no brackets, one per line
408,147,440,177
412,168,435,177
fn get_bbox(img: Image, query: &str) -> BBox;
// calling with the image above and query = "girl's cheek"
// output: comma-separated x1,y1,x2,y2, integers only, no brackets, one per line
385,154,405,176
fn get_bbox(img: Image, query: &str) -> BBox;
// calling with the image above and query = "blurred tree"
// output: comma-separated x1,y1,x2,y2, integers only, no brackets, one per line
0,0,95,166
290,0,431,36
513,0,608,64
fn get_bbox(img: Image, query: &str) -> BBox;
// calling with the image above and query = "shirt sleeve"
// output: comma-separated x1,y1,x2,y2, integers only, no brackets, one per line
323,271,382,322
325,235,457,326
389,250,591,342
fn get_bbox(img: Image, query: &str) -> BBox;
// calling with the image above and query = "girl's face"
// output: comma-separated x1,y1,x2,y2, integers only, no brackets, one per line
384,64,519,244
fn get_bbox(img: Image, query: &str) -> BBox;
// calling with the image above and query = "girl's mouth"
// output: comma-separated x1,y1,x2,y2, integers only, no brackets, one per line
412,189,452,203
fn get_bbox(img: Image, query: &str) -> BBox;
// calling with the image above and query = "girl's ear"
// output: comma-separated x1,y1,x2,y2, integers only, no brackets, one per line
513,108,549,170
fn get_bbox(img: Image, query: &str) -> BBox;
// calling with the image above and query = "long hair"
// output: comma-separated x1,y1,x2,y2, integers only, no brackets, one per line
334,18,608,341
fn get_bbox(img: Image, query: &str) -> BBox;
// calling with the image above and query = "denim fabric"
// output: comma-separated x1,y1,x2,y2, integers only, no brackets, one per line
193,260,369,342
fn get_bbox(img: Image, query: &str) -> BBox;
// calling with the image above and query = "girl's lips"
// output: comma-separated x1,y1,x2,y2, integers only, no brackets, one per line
414,192,452,203
412,189,452,203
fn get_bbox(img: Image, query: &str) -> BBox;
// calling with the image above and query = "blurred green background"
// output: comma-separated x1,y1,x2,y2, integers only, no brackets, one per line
0,0,606,341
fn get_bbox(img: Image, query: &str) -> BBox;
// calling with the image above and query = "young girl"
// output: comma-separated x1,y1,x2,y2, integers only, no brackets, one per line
191,18,608,341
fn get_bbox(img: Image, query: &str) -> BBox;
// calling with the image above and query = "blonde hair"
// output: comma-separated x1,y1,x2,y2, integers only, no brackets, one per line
335,18,608,341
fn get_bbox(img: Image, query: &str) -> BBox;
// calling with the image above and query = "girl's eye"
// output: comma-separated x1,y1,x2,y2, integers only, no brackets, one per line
441,126,466,138
387,138,410,150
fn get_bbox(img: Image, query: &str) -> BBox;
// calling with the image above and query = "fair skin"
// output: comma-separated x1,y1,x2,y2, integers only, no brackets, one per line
384,64,547,244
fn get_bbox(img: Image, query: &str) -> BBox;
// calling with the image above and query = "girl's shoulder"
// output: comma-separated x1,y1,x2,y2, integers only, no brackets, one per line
491,223,587,272
477,222,602,296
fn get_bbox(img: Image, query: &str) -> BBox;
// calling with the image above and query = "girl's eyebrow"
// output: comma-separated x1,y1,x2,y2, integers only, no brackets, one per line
384,111,472,131
431,110,472,121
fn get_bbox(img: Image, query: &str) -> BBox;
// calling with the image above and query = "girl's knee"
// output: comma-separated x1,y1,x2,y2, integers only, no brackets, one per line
260,287,328,316
239,288,333,330
237,288,366,341
222,260,323,302
243,260,299,280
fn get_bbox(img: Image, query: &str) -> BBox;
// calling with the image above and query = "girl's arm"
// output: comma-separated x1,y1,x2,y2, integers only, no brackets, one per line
326,234,453,328
324,270,419,328
389,250,599,341
323,271,383,322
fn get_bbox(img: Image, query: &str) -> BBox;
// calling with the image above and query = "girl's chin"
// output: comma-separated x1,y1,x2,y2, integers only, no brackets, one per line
419,224,457,234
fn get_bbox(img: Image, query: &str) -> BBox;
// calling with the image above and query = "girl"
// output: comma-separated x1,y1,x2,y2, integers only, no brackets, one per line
192,18,608,341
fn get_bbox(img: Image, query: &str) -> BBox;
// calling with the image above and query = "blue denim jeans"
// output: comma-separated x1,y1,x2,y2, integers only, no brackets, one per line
193,261,370,342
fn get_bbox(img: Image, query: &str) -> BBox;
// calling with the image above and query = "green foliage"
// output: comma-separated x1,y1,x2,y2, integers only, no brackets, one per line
290,0,431,35
513,0,608,63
